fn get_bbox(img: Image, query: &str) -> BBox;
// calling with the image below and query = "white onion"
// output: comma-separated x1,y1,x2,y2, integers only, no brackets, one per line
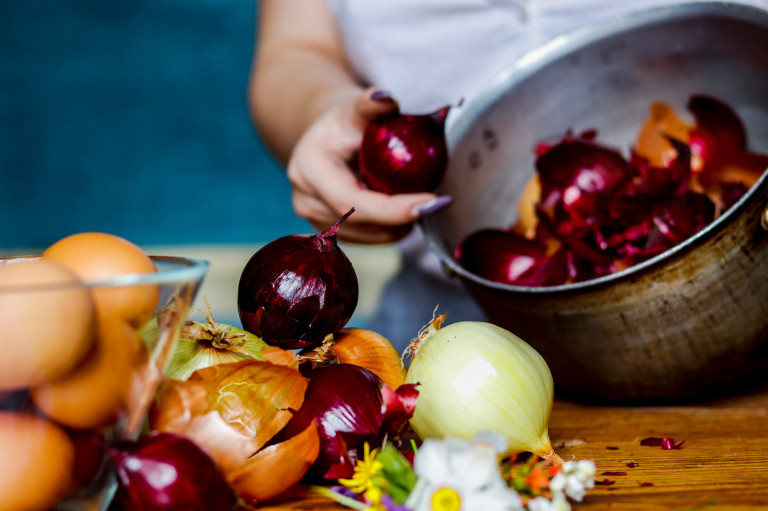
405,315,561,464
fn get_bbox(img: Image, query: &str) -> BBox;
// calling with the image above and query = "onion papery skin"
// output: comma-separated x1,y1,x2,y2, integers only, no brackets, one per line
331,328,407,389
273,363,418,481
149,359,308,476
108,432,239,511
165,320,268,381
405,318,559,463
237,210,359,350
229,420,320,506
359,107,450,194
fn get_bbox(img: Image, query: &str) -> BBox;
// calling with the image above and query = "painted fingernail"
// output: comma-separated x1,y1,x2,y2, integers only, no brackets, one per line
413,196,454,217
371,89,394,102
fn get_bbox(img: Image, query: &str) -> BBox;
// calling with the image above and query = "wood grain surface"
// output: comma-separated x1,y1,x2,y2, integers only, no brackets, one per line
256,372,768,510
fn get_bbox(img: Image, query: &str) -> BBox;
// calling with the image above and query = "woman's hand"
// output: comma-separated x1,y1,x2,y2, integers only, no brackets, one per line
286,88,451,244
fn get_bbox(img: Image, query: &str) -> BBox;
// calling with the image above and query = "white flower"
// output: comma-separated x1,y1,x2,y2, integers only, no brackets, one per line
405,432,524,511
527,492,572,511
549,460,596,502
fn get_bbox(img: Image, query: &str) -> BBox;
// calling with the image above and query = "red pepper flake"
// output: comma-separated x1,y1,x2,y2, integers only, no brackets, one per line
638,482,654,487
640,436,685,449
626,461,639,468
606,446,619,450
601,471,627,476
595,478,615,486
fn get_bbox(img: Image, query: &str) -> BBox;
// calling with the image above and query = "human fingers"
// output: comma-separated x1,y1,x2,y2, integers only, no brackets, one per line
306,160,452,227
291,188,415,244
355,86,400,125
291,185,416,243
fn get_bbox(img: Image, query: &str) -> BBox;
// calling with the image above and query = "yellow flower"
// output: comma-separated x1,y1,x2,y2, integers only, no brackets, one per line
364,485,384,509
339,443,385,495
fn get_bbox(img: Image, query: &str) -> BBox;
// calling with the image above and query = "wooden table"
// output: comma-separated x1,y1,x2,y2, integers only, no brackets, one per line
258,371,768,510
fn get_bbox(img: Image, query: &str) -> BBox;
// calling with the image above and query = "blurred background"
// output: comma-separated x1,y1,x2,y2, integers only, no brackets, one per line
0,0,399,326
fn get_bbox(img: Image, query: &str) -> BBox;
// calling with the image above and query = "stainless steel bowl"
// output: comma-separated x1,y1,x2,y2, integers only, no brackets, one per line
422,2,768,401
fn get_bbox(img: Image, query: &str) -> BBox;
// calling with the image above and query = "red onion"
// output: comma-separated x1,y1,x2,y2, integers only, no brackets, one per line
272,363,418,481
358,106,450,194
536,133,631,237
108,432,238,511
455,228,570,287
630,136,692,197
237,209,359,350
688,94,746,161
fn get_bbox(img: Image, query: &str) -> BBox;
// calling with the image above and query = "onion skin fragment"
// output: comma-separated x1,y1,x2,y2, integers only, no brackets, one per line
149,359,308,476
229,421,320,505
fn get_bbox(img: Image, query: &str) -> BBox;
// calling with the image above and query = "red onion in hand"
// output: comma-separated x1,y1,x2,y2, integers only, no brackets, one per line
108,432,238,511
359,106,450,194
238,209,359,350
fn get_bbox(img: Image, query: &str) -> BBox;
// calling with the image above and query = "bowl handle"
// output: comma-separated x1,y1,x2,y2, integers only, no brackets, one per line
762,204,768,231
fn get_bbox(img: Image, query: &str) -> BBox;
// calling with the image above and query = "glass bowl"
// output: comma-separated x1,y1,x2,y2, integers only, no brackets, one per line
0,255,208,510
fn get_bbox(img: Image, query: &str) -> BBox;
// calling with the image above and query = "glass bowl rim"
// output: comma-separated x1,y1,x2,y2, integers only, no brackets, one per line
0,255,209,292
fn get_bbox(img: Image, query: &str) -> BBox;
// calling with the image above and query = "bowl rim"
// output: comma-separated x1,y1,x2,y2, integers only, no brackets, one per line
0,255,209,291
423,1,768,295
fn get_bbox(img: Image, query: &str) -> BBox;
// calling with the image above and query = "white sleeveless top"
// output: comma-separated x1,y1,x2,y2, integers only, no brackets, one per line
326,0,767,115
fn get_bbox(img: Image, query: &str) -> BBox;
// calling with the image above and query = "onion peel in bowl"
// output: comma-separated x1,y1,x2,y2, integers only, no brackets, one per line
456,94,767,287
634,101,693,168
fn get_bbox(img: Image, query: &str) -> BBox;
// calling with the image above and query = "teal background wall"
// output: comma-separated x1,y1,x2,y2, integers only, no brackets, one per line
0,0,310,248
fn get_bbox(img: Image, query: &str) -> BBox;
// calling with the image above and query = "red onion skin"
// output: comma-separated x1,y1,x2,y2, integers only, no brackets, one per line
359,107,450,194
237,209,359,350
688,94,746,160
273,363,417,481
108,432,238,511
456,96,764,288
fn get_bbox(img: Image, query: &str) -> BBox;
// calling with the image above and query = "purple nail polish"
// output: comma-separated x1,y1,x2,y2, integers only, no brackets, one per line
371,90,393,102
414,196,454,217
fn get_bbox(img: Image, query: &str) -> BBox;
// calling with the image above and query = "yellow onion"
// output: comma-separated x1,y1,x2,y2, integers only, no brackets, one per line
405,315,561,464
161,299,268,380
330,328,407,389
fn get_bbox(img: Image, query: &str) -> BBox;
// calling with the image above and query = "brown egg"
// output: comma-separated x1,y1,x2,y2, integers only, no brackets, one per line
0,259,95,390
43,232,160,328
33,313,142,430
0,412,75,511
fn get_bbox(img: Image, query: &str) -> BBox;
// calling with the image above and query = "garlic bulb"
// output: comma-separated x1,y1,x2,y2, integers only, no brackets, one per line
405,315,561,464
